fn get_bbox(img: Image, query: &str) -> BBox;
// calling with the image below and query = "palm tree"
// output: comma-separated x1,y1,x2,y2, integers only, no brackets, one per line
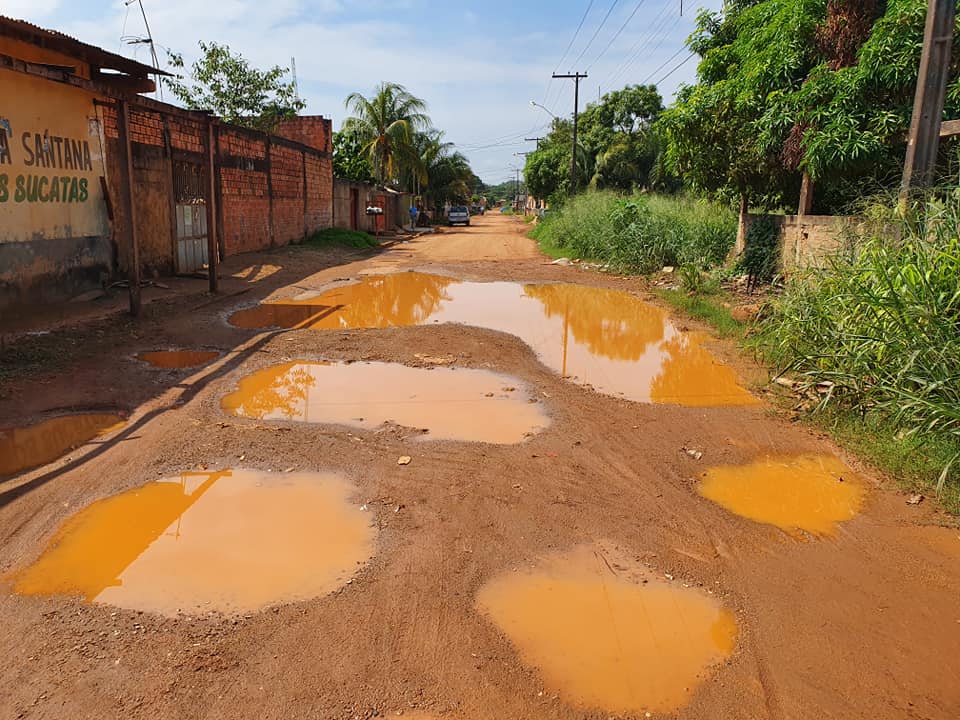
342,82,430,187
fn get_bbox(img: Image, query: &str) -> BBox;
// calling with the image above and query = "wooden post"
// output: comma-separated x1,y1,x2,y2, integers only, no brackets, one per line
798,172,814,216
900,0,956,198
116,99,141,316
206,120,219,294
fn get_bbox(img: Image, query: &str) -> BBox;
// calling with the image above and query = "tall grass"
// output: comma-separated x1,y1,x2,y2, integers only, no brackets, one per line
756,195,960,495
529,191,736,273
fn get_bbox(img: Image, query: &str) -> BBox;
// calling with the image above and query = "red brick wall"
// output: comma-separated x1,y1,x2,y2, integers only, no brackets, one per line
103,103,333,267
275,116,332,153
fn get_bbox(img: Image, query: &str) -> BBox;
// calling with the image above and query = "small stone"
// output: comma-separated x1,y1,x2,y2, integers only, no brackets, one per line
398,456,412,466
906,494,924,506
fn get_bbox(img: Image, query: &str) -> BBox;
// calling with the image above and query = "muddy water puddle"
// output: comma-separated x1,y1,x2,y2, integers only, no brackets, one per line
698,454,866,535
10,469,374,616
228,272,755,406
137,350,220,369
221,361,547,443
0,413,125,477
476,545,737,715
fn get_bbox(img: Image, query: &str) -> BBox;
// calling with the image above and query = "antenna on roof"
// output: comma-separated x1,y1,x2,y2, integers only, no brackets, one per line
291,56,299,106
122,0,162,99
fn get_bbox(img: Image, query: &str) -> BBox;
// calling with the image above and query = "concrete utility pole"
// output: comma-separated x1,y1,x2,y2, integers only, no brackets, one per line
900,0,956,198
552,72,587,194
525,137,544,150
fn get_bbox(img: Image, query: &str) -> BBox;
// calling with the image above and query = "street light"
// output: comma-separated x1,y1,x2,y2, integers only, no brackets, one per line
529,100,557,119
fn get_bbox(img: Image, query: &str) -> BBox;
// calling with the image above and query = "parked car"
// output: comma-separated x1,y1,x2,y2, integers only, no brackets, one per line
448,206,470,226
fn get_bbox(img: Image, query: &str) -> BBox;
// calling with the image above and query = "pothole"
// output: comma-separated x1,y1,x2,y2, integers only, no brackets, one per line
221,361,548,444
475,545,737,715
697,454,867,535
136,350,220,369
0,413,126,476
10,469,375,616
227,272,755,406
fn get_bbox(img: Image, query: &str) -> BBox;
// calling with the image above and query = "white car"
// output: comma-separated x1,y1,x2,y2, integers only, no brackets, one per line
448,206,470,226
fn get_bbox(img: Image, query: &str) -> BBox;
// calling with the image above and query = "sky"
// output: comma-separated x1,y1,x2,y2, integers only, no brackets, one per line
7,0,723,185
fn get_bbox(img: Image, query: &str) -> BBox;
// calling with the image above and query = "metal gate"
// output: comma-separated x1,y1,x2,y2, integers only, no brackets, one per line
173,161,209,273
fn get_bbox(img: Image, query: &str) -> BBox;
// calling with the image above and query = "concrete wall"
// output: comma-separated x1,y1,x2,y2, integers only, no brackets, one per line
738,213,857,273
0,68,112,306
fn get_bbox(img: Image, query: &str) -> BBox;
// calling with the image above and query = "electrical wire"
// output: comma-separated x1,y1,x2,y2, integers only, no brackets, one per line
600,0,674,89
639,45,687,85
587,0,650,72
571,0,621,68
653,52,695,85
604,4,681,90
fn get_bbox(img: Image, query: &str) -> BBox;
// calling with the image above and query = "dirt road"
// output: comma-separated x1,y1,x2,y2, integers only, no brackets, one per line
1,213,959,719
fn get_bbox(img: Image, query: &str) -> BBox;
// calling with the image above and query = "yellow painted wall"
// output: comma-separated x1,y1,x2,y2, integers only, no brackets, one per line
0,69,109,244
0,36,91,79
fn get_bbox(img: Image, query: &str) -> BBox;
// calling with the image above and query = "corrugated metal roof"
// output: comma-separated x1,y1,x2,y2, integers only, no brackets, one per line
0,15,170,77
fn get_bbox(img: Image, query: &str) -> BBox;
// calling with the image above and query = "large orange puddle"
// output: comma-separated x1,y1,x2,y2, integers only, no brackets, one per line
221,361,548,443
137,350,220,368
227,273,756,406
11,469,374,616
0,413,125,476
476,546,737,715
698,454,867,535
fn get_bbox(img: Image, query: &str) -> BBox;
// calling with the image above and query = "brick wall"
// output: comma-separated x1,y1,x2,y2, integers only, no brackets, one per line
276,116,332,153
104,103,333,270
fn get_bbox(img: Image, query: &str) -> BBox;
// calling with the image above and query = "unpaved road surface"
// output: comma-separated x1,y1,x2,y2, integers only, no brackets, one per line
1,213,959,719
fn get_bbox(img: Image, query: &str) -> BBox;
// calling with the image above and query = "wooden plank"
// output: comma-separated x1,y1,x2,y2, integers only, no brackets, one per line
939,118,960,137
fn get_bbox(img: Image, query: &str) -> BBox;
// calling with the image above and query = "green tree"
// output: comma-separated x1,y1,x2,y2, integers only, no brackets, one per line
660,0,960,213
332,130,374,183
342,82,430,186
165,42,304,131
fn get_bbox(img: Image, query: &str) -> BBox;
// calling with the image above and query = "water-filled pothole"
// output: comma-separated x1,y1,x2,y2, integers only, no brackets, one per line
221,361,548,444
0,413,125,477
475,545,737,715
10,469,374,616
137,350,220,368
227,273,755,406
698,454,866,535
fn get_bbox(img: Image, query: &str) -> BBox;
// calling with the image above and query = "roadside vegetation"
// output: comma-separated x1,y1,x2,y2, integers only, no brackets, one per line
521,0,960,506
530,192,734,274
755,197,960,505
303,228,380,249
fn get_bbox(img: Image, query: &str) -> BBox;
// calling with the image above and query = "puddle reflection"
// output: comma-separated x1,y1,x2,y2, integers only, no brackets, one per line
221,361,548,444
0,413,125,477
228,273,755,406
11,469,374,615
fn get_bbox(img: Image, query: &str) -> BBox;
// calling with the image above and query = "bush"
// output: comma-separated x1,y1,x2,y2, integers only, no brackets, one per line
756,194,960,494
738,215,781,288
303,228,380,249
529,191,736,273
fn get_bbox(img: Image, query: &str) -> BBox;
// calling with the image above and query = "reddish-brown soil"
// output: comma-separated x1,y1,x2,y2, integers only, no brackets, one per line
1,214,959,719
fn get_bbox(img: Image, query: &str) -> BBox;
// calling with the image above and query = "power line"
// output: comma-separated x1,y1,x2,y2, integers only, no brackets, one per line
572,0,621,67
654,52,695,85
640,45,686,85
604,5,680,90
539,0,598,130
601,0,674,89
587,0,650,71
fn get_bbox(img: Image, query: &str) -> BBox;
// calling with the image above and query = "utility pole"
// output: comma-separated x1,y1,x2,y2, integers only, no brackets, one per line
900,0,956,199
525,137,544,150
552,72,587,194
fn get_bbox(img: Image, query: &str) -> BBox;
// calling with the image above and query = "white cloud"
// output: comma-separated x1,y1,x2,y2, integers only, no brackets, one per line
11,0,721,183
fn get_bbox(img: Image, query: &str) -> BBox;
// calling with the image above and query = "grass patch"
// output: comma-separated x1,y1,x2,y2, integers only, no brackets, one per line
656,289,744,338
303,228,380,249
529,191,735,273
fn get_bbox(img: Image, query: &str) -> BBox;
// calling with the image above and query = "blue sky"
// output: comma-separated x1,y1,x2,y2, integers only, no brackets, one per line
7,0,722,184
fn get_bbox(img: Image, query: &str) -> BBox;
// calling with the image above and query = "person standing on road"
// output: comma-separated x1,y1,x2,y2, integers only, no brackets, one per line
409,204,419,230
